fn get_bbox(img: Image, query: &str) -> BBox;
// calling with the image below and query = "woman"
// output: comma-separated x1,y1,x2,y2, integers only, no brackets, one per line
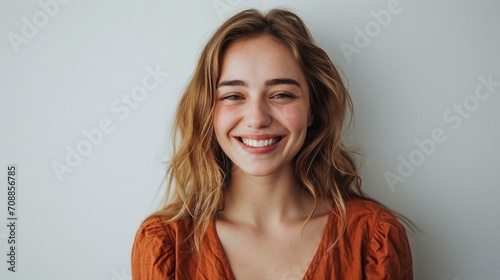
132,8,413,280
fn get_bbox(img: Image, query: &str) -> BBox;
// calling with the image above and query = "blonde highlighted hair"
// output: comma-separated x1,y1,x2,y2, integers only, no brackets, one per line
152,8,365,252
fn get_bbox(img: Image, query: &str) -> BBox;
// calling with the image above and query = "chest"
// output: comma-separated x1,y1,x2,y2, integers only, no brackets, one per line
214,219,329,280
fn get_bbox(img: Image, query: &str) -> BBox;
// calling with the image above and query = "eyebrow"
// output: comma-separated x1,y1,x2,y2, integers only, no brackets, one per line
265,78,301,87
216,78,301,88
217,80,247,88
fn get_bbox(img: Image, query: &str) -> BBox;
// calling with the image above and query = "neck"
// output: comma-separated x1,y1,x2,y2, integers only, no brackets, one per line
220,164,313,228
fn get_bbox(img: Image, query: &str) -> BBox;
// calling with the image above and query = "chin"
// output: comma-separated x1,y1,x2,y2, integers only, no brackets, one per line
234,163,290,178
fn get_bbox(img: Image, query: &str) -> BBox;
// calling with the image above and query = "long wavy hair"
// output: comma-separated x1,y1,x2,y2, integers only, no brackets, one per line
152,8,366,252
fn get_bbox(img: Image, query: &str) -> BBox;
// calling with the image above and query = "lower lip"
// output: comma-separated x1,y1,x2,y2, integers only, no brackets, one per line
237,138,282,154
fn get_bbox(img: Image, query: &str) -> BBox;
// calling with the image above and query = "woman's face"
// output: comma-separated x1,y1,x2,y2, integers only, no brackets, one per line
214,35,312,177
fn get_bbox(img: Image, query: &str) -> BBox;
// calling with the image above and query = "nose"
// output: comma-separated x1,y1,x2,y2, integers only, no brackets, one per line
245,98,272,129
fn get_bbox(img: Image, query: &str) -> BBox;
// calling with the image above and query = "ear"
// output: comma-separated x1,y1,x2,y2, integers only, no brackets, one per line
307,109,314,127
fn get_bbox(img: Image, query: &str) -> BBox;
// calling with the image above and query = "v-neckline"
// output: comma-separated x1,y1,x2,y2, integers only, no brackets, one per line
210,210,334,280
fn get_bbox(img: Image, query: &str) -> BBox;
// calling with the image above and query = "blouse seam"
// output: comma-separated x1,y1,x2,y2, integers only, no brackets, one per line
366,207,385,258
153,216,174,250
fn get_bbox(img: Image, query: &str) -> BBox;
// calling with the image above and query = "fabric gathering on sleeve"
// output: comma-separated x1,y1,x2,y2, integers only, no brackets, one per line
364,208,413,280
131,216,176,280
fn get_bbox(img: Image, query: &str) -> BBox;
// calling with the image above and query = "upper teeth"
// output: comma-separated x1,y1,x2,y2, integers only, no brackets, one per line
241,138,279,147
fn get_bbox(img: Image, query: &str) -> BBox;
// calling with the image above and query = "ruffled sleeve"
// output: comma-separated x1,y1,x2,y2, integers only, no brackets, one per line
131,216,175,280
365,209,413,280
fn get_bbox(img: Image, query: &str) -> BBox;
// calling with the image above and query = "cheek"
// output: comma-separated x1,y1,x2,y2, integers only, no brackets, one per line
280,105,310,129
214,106,238,137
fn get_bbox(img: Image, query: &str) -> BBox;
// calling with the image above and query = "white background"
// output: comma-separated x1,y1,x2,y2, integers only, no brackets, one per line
1,0,499,279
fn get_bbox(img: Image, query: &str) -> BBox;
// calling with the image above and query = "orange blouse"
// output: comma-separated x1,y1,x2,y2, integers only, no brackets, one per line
131,197,413,279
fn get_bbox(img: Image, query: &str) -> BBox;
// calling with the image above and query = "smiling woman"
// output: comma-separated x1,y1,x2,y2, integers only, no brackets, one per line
132,8,413,280
214,35,312,178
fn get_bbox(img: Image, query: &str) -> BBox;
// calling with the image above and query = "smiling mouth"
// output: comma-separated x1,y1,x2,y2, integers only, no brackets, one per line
239,137,282,147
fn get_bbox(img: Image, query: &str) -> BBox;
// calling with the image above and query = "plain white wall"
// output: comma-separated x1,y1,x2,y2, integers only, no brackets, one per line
1,0,499,279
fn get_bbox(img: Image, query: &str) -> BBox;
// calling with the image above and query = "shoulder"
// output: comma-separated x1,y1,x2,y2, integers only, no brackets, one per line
133,215,173,248
131,215,188,280
344,195,405,232
344,196,413,279
345,195,389,215
344,195,410,246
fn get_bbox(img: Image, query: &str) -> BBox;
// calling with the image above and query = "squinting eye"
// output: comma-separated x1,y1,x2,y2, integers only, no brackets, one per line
222,94,242,100
272,92,294,99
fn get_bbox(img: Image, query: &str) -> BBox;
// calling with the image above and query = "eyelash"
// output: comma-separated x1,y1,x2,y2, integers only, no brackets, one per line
221,94,242,100
221,92,294,100
272,92,295,99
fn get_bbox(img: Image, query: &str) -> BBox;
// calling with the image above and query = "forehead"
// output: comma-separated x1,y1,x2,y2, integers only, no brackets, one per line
219,35,306,84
